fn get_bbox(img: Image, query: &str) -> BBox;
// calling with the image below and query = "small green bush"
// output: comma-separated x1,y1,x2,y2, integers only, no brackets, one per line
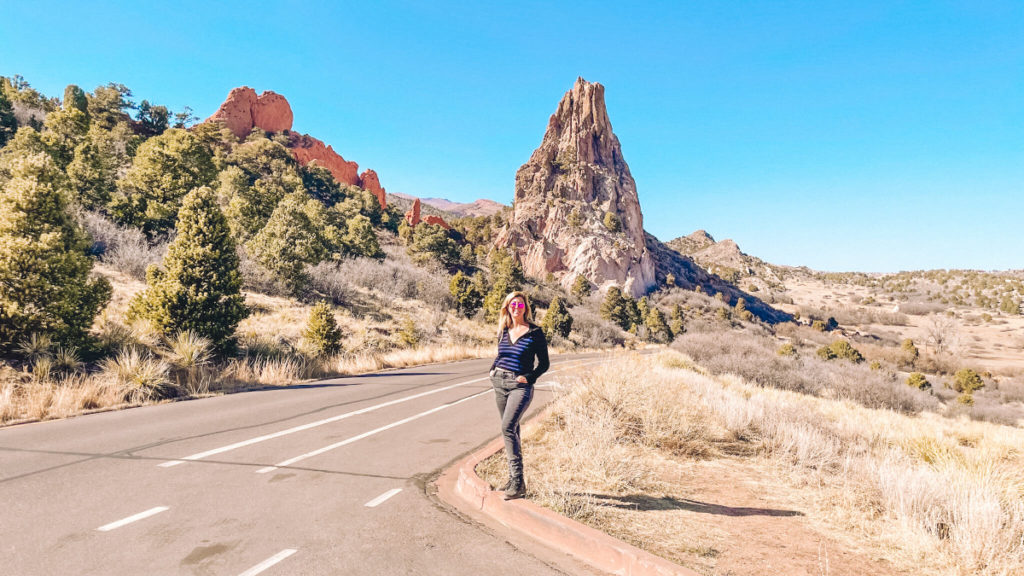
952,368,984,394
816,340,864,363
906,372,930,390
303,301,342,357
541,296,573,339
777,343,797,357
602,211,621,233
449,271,483,318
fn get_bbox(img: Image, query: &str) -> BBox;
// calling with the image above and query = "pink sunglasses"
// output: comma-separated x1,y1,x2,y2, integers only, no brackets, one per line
509,302,526,310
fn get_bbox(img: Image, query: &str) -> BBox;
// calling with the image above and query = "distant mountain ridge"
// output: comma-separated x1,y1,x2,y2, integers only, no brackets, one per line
389,193,505,217
667,230,790,290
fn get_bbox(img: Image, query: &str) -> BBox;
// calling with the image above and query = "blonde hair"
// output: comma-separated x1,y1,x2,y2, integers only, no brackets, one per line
497,291,534,336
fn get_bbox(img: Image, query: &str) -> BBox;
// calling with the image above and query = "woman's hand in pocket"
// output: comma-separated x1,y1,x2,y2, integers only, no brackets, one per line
516,375,528,384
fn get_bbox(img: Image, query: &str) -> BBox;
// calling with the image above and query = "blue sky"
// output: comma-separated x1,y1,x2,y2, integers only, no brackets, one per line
2,1,1022,272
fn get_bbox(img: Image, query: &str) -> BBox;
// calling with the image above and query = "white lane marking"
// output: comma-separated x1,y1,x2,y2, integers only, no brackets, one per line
237,549,297,576
96,506,169,532
160,359,598,468
256,388,494,473
364,488,402,508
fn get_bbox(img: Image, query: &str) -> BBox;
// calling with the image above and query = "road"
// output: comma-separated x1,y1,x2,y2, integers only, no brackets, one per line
0,353,610,575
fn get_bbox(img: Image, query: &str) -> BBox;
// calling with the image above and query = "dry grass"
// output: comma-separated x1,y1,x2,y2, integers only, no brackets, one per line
482,351,1024,576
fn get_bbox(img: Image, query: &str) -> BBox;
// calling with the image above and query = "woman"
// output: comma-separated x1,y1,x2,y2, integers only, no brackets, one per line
488,291,549,500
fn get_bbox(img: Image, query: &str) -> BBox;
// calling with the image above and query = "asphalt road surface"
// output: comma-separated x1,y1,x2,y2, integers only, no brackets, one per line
0,352,611,575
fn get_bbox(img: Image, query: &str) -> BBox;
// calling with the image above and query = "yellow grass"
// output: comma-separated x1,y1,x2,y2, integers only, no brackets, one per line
480,350,1024,576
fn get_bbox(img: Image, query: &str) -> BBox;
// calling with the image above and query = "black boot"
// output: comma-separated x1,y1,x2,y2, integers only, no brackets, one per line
498,477,512,492
503,475,526,500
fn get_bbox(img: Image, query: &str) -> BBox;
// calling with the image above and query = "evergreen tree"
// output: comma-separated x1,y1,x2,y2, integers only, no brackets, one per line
450,271,483,318
343,213,383,259
63,85,89,116
0,83,16,147
303,301,342,357
0,153,111,354
220,138,304,239
571,275,592,301
301,163,345,207
247,191,337,292
0,128,51,183
600,286,631,330
127,186,248,354
111,128,216,236
541,296,573,339
67,124,135,210
408,223,461,268
900,338,919,367
636,297,651,323
668,304,685,339
483,249,526,321
41,107,89,168
134,100,169,138
87,83,134,131
645,306,670,342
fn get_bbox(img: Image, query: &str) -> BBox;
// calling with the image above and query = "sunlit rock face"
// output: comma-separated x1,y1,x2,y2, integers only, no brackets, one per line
495,77,655,297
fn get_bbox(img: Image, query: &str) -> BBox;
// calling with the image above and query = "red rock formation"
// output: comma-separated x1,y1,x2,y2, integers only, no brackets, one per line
404,198,422,226
359,169,387,210
204,87,293,140
205,86,390,210
287,132,360,186
423,215,452,230
404,198,451,229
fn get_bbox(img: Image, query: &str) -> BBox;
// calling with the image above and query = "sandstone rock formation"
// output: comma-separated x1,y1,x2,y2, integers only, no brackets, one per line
404,198,451,229
204,87,388,209
494,77,655,297
204,87,293,139
358,169,387,210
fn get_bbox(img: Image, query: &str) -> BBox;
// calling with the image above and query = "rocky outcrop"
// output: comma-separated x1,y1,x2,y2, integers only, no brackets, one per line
358,169,387,210
404,198,451,229
204,87,293,139
494,77,655,297
204,87,388,209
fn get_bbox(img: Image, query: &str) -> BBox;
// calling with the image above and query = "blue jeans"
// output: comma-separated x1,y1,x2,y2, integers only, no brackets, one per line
490,369,534,480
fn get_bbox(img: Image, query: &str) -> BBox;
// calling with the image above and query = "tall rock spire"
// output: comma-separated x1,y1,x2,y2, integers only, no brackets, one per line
495,78,655,297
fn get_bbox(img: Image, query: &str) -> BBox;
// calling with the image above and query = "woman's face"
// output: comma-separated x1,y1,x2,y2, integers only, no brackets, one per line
509,297,527,321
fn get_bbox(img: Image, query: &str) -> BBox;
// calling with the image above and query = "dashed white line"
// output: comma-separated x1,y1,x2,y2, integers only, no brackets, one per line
96,506,168,532
364,488,402,508
255,388,494,474
237,549,297,576
161,359,600,469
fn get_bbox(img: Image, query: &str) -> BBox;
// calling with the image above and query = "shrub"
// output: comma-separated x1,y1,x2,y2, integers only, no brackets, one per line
816,340,864,363
668,304,685,338
101,346,174,403
906,372,930,390
407,223,461,268
542,296,573,339
247,191,338,292
952,369,984,394
645,307,670,342
483,249,525,321
0,153,111,354
450,271,483,318
900,338,919,367
303,301,342,357
777,343,797,356
602,211,621,232
811,320,825,331
343,214,383,259
397,317,419,347
127,186,248,355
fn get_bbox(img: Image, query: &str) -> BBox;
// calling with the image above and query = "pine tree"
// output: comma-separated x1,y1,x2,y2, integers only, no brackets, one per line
0,153,111,354
127,186,248,354
645,306,670,342
343,214,383,259
67,124,135,210
0,83,16,147
483,249,526,321
247,191,335,292
600,286,630,330
450,271,483,318
669,304,685,339
303,301,342,357
111,128,216,236
571,275,592,301
541,296,573,339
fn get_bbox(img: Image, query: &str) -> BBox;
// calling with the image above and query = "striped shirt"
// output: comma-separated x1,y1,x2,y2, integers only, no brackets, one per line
490,324,550,385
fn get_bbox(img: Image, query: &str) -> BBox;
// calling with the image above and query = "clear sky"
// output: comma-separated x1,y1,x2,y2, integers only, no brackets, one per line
2,1,1022,272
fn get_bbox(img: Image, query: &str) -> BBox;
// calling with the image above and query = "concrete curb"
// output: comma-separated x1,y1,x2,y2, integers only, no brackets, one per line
435,418,699,576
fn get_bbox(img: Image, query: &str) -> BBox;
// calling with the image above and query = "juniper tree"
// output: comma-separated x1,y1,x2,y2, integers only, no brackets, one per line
645,306,670,342
127,186,248,355
669,304,685,338
600,286,631,330
541,296,573,339
0,153,111,354
450,271,483,318
247,191,342,292
343,213,383,259
483,249,526,321
571,275,592,301
0,83,16,147
111,128,216,236
303,301,342,357
67,124,135,210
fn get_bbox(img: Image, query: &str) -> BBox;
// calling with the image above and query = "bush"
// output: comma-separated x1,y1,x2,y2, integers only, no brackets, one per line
303,301,342,357
816,340,864,363
571,275,592,301
900,338,919,367
0,153,111,354
127,186,248,355
777,343,797,356
407,223,461,268
906,372,930,390
247,191,339,292
952,369,984,394
542,296,573,339
602,211,621,232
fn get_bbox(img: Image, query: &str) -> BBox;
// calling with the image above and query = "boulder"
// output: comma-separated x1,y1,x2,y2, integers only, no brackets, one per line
204,86,293,140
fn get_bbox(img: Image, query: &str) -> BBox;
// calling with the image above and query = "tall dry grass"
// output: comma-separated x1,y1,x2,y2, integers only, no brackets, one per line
485,352,1024,576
